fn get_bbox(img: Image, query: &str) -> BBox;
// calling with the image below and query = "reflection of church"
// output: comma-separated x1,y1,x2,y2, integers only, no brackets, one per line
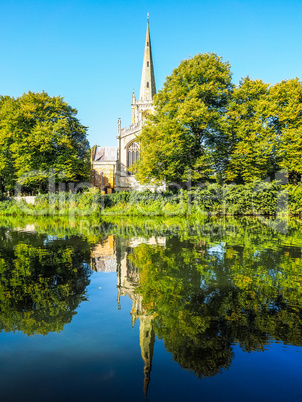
91,234,166,398
117,235,165,399
91,19,158,193
90,235,117,273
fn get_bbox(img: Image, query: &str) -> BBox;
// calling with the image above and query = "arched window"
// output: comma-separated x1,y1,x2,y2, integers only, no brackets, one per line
127,141,140,174
147,61,149,67
146,82,149,88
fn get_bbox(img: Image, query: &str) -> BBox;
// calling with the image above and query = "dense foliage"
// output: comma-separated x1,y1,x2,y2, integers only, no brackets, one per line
0,91,90,193
224,77,302,183
100,183,302,216
136,54,302,186
1,181,302,216
136,53,233,184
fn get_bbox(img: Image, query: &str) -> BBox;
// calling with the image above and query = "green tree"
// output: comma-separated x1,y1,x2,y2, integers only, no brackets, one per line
135,53,302,186
0,96,17,193
223,77,273,183
268,79,302,183
135,53,233,185
0,91,90,193
224,77,302,184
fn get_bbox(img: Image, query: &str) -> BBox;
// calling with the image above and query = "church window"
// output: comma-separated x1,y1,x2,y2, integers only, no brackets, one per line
147,61,149,67
127,141,140,174
146,82,149,88
147,41,149,46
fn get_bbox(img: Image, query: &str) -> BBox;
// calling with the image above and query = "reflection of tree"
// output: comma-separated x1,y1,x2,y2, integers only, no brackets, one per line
0,228,91,335
131,231,302,378
131,241,234,378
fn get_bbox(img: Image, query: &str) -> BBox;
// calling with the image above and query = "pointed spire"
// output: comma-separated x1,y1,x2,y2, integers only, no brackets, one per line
132,89,138,124
132,88,136,104
139,17,156,101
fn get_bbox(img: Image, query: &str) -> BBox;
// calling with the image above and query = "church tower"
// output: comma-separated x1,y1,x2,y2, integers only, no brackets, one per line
139,17,156,101
132,16,156,124
114,16,164,192
92,17,163,193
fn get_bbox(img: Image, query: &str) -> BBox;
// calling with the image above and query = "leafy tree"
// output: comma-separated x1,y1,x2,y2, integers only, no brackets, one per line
224,77,302,184
268,79,302,183
135,52,302,186
0,96,17,193
135,53,233,185
0,91,90,193
223,77,273,182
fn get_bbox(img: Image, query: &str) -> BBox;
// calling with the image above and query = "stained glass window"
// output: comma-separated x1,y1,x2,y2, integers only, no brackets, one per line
127,142,140,174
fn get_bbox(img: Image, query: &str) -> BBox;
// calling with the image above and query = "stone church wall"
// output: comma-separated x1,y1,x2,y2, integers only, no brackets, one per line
91,163,116,193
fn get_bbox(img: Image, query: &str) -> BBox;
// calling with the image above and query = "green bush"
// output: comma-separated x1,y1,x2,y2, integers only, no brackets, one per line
0,183,301,216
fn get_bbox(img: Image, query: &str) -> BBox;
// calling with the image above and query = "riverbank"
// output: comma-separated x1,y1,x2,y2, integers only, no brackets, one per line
1,181,302,217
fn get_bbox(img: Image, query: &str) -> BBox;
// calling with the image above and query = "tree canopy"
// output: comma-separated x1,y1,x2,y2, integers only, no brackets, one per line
224,77,302,183
135,53,302,185
136,53,233,185
0,91,90,193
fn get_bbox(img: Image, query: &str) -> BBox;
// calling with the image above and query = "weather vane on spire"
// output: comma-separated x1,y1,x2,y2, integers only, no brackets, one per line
147,12,149,21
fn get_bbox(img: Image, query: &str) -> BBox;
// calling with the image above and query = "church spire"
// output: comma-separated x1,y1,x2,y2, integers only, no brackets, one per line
139,17,156,101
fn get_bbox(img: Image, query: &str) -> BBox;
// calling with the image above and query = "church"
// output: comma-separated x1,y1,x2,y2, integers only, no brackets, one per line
91,19,158,193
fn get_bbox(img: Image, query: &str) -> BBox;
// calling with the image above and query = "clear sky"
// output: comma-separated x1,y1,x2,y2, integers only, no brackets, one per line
0,0,301,147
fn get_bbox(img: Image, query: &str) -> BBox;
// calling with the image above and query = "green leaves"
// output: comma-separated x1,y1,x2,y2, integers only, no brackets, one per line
136,54,302,186
224,77,302,183
0,91,90,192
136,53,233,185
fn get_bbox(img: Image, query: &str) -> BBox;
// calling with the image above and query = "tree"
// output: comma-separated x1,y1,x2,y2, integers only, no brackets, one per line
135,53,233,185
268,79,302,183
223,77,273,183
135,52,302,186
0,96,16,193
0,91,90,193
224,77,302,184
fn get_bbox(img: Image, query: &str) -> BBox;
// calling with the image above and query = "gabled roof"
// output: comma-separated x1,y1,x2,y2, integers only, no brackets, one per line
93,146,118,162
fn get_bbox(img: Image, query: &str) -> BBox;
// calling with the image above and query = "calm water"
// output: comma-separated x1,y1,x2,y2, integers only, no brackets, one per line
1,217,302,401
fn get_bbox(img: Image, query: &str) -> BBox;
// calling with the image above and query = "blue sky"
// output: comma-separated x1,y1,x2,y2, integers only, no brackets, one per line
0,0,301,147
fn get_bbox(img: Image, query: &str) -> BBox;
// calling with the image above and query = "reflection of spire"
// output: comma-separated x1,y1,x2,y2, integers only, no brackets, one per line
117,289,121,310
139,315,155,400
132,313,136,331
116,237,158,399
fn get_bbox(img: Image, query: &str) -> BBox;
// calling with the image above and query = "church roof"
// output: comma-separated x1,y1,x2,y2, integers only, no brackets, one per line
139,19,156,101
93,146,118,162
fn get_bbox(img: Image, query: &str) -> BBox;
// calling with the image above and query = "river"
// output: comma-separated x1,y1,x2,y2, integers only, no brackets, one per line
0,216,301,401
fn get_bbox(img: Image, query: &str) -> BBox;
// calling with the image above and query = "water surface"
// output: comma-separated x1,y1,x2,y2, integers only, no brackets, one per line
0,217,302,401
